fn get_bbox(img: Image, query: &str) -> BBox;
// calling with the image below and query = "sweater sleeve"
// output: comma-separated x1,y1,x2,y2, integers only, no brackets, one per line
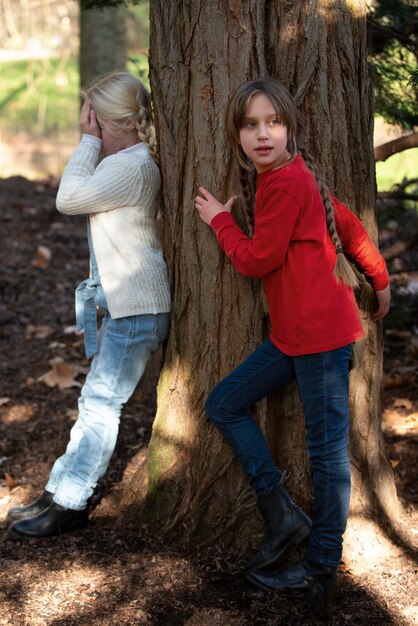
333,197,390,291
56,143,142,216
211,184,301,279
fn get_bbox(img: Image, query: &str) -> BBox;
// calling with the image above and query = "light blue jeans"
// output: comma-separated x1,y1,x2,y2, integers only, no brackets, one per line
46,285,170,510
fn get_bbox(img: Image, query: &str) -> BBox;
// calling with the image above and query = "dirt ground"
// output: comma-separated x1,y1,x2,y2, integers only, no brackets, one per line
0,176,417,626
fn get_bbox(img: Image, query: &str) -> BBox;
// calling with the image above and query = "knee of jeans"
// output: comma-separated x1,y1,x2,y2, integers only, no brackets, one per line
204,386,234,424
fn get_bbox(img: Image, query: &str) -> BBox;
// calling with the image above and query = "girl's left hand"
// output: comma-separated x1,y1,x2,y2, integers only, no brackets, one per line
373,284,391,321
79,99,101,138
195,187,237,225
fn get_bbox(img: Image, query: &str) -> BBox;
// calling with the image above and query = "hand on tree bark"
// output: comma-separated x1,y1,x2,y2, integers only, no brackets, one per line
195,187,237,225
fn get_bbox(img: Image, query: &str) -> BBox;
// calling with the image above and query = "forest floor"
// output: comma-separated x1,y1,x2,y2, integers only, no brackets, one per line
0,176,417,626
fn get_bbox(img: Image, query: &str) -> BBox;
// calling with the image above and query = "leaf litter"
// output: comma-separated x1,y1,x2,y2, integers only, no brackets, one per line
0,176,416,625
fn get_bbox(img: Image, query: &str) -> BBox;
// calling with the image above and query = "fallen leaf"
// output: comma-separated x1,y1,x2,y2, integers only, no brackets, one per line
382,240,409,261
382,367,417,389
385,329,412,338
393,398,413,410
25,324,54,340
4,473,18,489
405,335,418,359
32,245,52,269
37,358,87,390
63,325,79,335
66,409,78,421
48,341,66,349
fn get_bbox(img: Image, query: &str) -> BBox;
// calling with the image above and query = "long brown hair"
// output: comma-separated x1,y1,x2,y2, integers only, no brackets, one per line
225,78,359,289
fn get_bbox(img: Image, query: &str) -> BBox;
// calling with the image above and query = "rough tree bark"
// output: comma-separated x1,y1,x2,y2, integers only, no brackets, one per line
122,0,400,552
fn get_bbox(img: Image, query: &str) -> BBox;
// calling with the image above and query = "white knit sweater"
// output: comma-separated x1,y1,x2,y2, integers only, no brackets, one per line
56,139,171,319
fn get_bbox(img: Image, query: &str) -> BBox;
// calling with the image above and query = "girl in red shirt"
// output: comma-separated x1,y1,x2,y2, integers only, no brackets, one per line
195,78,390,617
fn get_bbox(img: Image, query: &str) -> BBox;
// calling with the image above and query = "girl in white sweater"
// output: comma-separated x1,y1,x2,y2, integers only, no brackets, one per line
7,72,171,538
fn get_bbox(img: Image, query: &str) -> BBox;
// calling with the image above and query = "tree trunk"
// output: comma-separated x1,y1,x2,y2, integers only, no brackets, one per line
122,0,400,552
79,4,127,90
264,1,401,525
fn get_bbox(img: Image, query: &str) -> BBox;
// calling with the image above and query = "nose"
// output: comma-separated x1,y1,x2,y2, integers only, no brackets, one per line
257,123,269,139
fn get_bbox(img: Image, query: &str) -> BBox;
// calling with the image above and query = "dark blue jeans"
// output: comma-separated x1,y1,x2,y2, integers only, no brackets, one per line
205,339,353,568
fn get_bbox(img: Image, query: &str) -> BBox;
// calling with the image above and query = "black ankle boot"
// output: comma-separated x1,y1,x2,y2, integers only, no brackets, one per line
244,485,311,572
246,557,337,618
7,502,89,539
6,490,54,525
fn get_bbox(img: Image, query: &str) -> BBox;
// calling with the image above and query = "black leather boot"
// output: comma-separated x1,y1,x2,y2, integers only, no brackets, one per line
6,490,54,525
244,485,311,572
246,557,337,618
7,502,89,539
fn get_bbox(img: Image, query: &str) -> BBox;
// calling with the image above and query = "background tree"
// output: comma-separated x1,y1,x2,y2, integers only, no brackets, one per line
368,0,417,129
120,0,401,554
80,3,127,89
368,0,418,160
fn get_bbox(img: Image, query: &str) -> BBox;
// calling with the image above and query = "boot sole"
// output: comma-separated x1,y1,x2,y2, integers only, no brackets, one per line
308,576,336,618
244,523,311,573
6,509,49,527
7,518,89,540
246,577,336,620
245,571,336,615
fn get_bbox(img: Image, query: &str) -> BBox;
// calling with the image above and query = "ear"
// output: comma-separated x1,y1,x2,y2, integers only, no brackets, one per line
124,115,137,130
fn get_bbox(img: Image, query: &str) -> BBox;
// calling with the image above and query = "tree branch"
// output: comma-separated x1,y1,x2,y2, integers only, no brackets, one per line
374,132,418,162
377,191,418,202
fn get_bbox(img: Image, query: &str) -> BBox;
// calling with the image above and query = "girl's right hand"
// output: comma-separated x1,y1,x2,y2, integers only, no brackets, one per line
373,284,391,321
79,99,101,138
195,187,237,226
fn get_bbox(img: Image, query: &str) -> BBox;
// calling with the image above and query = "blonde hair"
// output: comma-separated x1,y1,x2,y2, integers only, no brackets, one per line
82,71,159,163
225,78,359,289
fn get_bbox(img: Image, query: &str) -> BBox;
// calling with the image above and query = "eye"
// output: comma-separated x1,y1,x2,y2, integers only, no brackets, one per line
244,121,256,128
270,118,280,126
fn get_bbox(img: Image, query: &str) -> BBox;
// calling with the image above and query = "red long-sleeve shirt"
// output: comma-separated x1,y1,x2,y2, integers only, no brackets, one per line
211,155,389,356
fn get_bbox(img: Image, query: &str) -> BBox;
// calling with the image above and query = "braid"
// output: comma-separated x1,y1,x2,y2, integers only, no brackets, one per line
298,144,359,289
237,163,270,314
238,163,256,235
135,105,159,164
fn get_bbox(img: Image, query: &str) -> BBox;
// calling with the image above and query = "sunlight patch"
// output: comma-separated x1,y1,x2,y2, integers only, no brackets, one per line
23,564,107,623
1,403,36,424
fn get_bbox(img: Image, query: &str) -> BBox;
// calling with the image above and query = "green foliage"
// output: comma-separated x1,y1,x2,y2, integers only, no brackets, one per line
0,53,149,137
127,55,150,89
368,0,418,129
0,57,80,137
409,67,418,88
375,148,418,190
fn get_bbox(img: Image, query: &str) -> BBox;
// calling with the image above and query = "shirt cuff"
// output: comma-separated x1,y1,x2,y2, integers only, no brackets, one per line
210,211,235,233
81,134,102,150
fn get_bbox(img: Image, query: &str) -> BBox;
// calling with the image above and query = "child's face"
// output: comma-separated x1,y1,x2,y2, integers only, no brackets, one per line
239,93,289,173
